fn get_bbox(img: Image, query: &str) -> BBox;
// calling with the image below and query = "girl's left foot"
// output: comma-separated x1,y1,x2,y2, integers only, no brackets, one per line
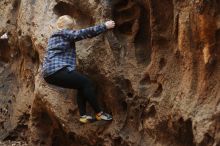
96,111,112,121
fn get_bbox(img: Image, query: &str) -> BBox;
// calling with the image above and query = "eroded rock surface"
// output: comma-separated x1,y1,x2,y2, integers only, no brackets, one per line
0,0,220,146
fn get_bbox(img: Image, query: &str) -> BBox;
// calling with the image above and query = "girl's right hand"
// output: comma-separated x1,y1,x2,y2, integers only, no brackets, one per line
105,20,116,29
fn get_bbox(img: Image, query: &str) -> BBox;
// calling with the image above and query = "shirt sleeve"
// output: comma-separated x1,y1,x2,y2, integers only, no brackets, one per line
65,24,107,42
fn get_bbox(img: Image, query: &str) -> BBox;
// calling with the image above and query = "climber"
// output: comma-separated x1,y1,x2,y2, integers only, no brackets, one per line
42,15,115,123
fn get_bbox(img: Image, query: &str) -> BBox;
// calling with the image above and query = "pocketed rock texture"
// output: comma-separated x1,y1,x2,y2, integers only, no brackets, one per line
0,0,220,146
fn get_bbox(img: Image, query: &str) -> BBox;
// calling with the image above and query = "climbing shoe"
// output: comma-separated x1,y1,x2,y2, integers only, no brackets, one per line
96,111,112,121
79,115,95,124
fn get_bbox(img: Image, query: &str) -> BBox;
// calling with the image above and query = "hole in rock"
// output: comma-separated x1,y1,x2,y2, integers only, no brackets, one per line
114,0,129,9
8,100,12,104
126,136,129,140
130,116,134,120
68,132,75,142
115,78,134,98
121,101,127,111
52,135,61,146
19,35,40,64
18,30,22,36
53,2,74,16
114,6,139,23
153,83,163,97
4,124,28,141
33,106,73,146
31,50,40,64
216,29,220,44
150,0,174,32
12,0,20,10
0,39,10,62
40,112,52,125
53,1,94,26
114,137,123,145
113,0,151,65
134,5,151,64
146,105,156,117
199,133,214,146
0,122,4,129
121,79,132,89
159,58,166,70
40,141,46,145
140,74,150,85
18,112,30,123
177,118,194,145
127,92,133,98
117,21,134,34
113,0,139,38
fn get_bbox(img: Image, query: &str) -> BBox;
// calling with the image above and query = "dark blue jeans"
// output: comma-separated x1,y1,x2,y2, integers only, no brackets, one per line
44,67,101,116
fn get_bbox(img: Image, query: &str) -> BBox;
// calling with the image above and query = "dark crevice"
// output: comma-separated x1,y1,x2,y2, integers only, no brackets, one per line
114,0,129,10
134,5,151,64
216,29,220,39
30,49,40,65
18,29,22,36
159,58,166,70
199,133,214,146
53,1,94,27
31,97,86,146
176,118,194,145
0,39,10,62
40,112,52,126
6,20,11,24
114,5,139,26
113,1,139,36
113,0,152,65
147,105,156,117
115,78,134,100
19,35,33,56
153,83,163,97
142,105,156,119
140,74,151,85
117,21,134,34
19,35,40,65
156,118,195,146
121,101,127,111
12,0,21,11
53,2,74,16
3,112,30,142
114,137,129,146
51,128,69,146
127,92,134,98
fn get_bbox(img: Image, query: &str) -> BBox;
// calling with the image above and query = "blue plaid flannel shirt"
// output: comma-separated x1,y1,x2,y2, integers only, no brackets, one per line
42,24,107,78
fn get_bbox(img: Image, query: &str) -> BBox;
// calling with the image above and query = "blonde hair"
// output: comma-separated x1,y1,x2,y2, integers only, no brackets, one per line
56,15,74,30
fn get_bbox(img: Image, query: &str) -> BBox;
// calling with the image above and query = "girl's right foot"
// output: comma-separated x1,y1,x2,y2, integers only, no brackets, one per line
96,111,112,121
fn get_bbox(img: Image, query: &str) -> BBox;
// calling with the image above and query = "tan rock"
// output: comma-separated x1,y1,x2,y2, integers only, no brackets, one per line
0,0,219,146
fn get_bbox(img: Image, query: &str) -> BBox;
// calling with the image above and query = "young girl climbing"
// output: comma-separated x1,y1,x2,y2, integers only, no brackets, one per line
42,15,115,123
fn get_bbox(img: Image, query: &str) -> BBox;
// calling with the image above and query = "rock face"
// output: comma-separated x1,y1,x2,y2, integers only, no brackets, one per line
0,0,220,145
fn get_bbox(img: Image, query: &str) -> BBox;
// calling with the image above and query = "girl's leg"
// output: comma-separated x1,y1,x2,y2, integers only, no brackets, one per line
77,90,87,116
44,67,101,114
79,79,101,113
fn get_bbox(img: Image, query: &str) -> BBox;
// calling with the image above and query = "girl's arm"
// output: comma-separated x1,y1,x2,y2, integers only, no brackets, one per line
66,20,115,42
